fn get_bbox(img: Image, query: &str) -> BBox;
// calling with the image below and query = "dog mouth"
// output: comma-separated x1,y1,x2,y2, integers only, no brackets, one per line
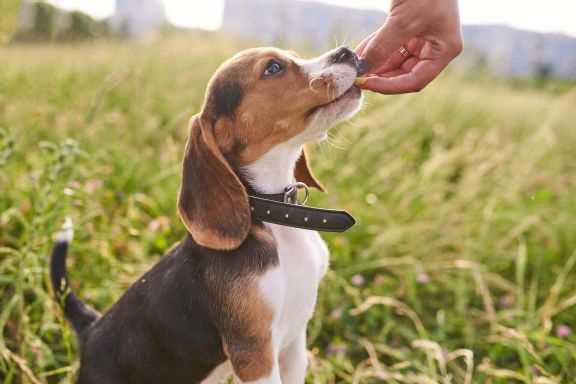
318,84,361,109
333,85,361,103
307,84,361,122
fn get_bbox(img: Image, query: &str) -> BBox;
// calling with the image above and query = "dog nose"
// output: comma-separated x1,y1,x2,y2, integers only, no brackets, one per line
332,47,357,65
331,47,367,74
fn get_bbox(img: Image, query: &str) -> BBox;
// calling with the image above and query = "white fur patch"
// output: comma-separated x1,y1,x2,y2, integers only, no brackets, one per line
217,48,362,382
296,49,363,136
259,224,328,349
298,50,359,99
242,134,331,373
56,217,74,243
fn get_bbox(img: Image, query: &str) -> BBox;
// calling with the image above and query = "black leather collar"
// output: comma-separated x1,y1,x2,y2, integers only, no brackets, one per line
248,183,356,232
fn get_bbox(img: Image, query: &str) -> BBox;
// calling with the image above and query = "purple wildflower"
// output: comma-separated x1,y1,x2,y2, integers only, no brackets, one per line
556,324,572,338
351,274,365,286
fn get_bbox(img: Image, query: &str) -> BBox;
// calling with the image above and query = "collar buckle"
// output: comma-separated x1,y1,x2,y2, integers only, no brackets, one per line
283,182,309,205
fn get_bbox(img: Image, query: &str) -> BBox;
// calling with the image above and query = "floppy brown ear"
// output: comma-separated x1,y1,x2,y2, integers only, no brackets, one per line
178,116,251,250
294,148,325,192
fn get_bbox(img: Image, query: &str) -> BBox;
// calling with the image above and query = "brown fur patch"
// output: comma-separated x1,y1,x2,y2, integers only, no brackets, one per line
178,117,251,251
176,47,342,380
203,226,278,381
202,48,334,166
178,48,335,250
295,149,325,191
221,279,275,381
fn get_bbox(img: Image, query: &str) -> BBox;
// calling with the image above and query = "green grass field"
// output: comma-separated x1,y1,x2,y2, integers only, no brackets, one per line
1,36,576,383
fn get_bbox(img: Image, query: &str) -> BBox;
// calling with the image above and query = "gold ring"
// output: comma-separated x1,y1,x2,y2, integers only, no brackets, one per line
399,46,410,58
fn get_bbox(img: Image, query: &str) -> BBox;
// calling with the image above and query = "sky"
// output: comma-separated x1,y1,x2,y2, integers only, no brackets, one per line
48,0,576,37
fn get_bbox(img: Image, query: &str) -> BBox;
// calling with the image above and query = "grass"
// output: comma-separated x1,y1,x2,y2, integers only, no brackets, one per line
1,35,576,383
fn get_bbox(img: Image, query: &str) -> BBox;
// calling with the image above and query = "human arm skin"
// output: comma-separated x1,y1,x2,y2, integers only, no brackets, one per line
356,0,463,94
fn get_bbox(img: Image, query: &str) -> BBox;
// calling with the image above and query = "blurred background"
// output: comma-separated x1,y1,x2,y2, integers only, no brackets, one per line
1,1,576,383
4,0,576,79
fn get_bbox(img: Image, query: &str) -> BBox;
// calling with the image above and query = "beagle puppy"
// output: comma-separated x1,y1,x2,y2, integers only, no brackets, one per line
50,46,363,383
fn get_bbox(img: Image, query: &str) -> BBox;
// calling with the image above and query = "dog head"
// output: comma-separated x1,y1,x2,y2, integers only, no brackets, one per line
178,47,363,250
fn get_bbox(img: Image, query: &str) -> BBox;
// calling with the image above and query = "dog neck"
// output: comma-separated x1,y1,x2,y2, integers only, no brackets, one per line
241,140,303,195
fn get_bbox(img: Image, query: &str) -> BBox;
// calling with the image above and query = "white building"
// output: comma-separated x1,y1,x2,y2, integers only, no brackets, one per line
111,0,166,38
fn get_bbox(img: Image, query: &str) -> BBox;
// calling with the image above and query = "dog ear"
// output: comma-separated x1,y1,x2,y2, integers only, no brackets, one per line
178,116,251,251
294,148,325,192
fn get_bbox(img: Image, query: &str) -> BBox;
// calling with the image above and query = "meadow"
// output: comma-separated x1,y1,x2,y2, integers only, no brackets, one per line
1,36,576,383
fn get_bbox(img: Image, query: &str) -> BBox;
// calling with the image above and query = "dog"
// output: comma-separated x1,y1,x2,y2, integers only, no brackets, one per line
50,46,363,383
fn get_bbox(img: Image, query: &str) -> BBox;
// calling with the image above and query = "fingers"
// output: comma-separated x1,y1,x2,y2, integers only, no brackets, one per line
359,21,413,72
370,37,425,75
356,0,463,94
400,56,420,73
357,58,448,94
366,57,420,81
355,31,377,57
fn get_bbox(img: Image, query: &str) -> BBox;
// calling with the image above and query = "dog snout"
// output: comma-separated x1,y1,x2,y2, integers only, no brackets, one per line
332,47,356,65
331,47,366,75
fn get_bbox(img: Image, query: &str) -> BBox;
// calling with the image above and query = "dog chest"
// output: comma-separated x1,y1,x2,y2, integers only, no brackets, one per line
258,224,329,348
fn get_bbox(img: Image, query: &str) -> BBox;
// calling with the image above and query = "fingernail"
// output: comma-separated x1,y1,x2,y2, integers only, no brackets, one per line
355,77,368,86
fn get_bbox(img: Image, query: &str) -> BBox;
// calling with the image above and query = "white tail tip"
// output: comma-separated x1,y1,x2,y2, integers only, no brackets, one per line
56,217,74,243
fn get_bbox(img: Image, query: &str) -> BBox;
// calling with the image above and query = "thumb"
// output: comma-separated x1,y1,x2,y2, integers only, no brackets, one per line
360,21,412,72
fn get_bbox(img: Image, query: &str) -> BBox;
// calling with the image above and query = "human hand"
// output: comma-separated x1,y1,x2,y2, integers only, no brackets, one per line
356,0,463,94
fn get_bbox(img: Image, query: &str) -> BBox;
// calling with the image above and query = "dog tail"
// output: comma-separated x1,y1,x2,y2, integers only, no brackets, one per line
51,218,99,336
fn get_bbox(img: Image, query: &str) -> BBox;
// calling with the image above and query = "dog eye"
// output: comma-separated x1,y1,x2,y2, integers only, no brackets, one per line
263,60,284,77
